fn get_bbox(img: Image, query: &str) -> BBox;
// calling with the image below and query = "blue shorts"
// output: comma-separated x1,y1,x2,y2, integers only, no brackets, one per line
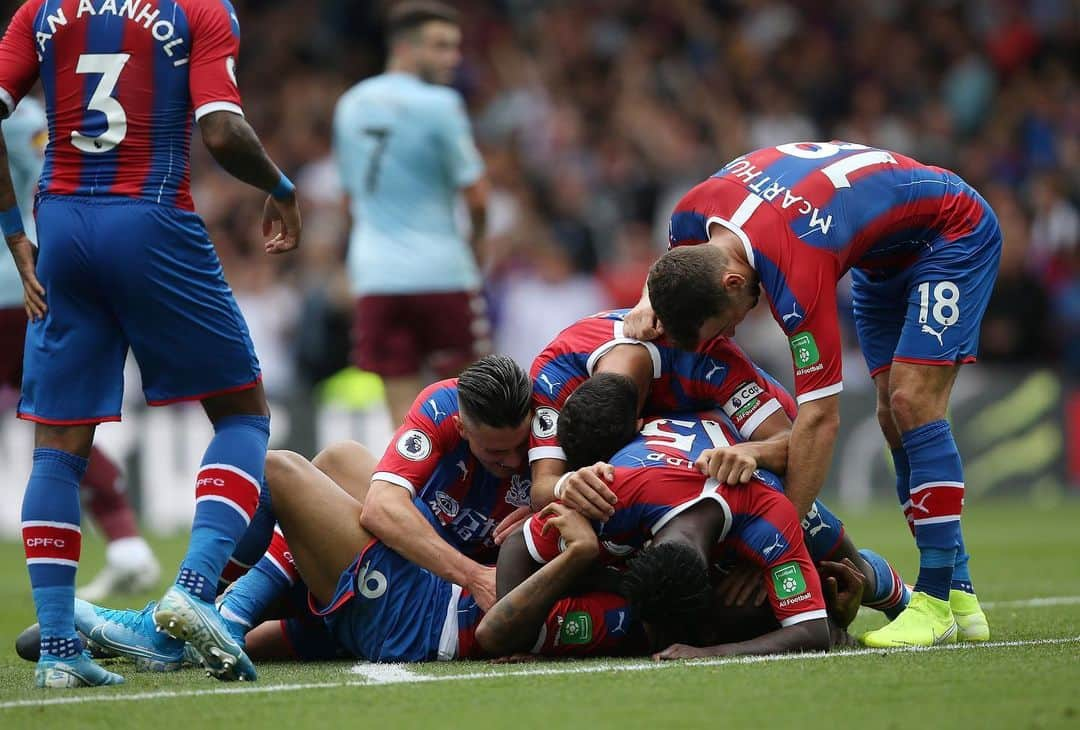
312,541,479,662
19,196,260,424
851,193,1002,377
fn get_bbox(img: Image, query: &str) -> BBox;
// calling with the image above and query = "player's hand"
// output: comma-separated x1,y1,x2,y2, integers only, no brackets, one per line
7,234,46,321
819,557,866,629
262,193,301,254
695,446,757,485
493,506,532,546
622,302,663,341
716,562,768,607
559,463,617,521
539,502,600,559
465,564,497,612
653,643,716,661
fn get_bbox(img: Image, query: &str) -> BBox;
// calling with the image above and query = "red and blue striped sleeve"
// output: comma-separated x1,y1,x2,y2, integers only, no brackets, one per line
184,0,242,120
0,0,44,116
371,380,462,497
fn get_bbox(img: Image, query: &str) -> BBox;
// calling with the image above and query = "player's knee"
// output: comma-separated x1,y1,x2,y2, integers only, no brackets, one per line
312,440,374,476
887,385,928,432
264,450,307,499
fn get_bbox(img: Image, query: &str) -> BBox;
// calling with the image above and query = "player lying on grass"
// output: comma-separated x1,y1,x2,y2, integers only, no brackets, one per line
28,355,534,677
498,374,911,656
517,316,911,620
55,443,867,667
67,446,684,665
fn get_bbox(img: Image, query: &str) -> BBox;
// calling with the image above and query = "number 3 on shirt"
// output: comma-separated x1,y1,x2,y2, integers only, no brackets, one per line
71,53,131,154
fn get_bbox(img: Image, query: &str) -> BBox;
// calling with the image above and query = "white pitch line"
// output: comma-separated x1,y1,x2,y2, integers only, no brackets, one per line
983,595,1080,609
857,594,1080,617
2,635,1078,711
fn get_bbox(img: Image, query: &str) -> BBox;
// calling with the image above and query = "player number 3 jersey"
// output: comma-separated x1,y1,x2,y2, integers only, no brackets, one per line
0,0,246,211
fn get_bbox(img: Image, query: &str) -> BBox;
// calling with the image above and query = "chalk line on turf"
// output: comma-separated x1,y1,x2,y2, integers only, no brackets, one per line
2,635,1078,711
856,594,1080,617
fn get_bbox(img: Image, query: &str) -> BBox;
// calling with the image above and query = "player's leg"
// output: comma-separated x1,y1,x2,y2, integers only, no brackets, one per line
99,205,265,679
353,294,423,428
265,448,377,604
77,447,160,601
863,204,1001,647
310,439,378,504
18,197,128,687
219,446,377,636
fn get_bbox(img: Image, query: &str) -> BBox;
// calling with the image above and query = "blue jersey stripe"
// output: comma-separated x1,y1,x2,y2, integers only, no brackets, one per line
753,249,808,336
796,166,965,253
143,0,190,205
77,12,126,194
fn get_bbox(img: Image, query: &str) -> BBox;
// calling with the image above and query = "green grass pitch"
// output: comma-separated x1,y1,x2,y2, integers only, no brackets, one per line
1,498,1078,729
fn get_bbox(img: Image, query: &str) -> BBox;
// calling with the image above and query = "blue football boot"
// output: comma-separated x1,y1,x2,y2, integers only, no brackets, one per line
75,599,184,672
35,650,124,688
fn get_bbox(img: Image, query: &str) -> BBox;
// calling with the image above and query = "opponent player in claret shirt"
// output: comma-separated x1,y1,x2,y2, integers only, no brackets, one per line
633,141,996,647
0,0,302,687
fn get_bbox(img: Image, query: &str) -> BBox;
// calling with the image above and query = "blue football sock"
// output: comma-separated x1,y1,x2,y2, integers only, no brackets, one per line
179,415,270,603
219,528,297,628
902,420,965,601
220,561,289,628
220,480,275,592
952,531,974,594
22,449,87,658
859,548,911,620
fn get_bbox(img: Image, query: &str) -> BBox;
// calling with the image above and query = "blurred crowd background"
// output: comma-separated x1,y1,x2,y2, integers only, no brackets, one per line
190,0,1078,399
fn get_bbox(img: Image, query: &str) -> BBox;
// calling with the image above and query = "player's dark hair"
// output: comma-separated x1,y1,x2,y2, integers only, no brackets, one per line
457,355,532,429
648,246,731,350
557,373,639,470
619,542,713,645
387,1,460,41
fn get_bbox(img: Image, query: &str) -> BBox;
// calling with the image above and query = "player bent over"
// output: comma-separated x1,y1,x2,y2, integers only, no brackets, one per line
636,141,996,646
0,0,301,687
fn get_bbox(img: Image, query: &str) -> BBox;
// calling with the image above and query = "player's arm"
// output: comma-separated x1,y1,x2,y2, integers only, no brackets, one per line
360,480,497,610
0,1,46,319
477,504,600,656
782,265,845,517
529,342,652,516
189,0,299,253
461,176,488,266
696,410,791,484
623,283,662,340
656,616,830,659
0,132,44,320
197,112,299,254
785,396,839,517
